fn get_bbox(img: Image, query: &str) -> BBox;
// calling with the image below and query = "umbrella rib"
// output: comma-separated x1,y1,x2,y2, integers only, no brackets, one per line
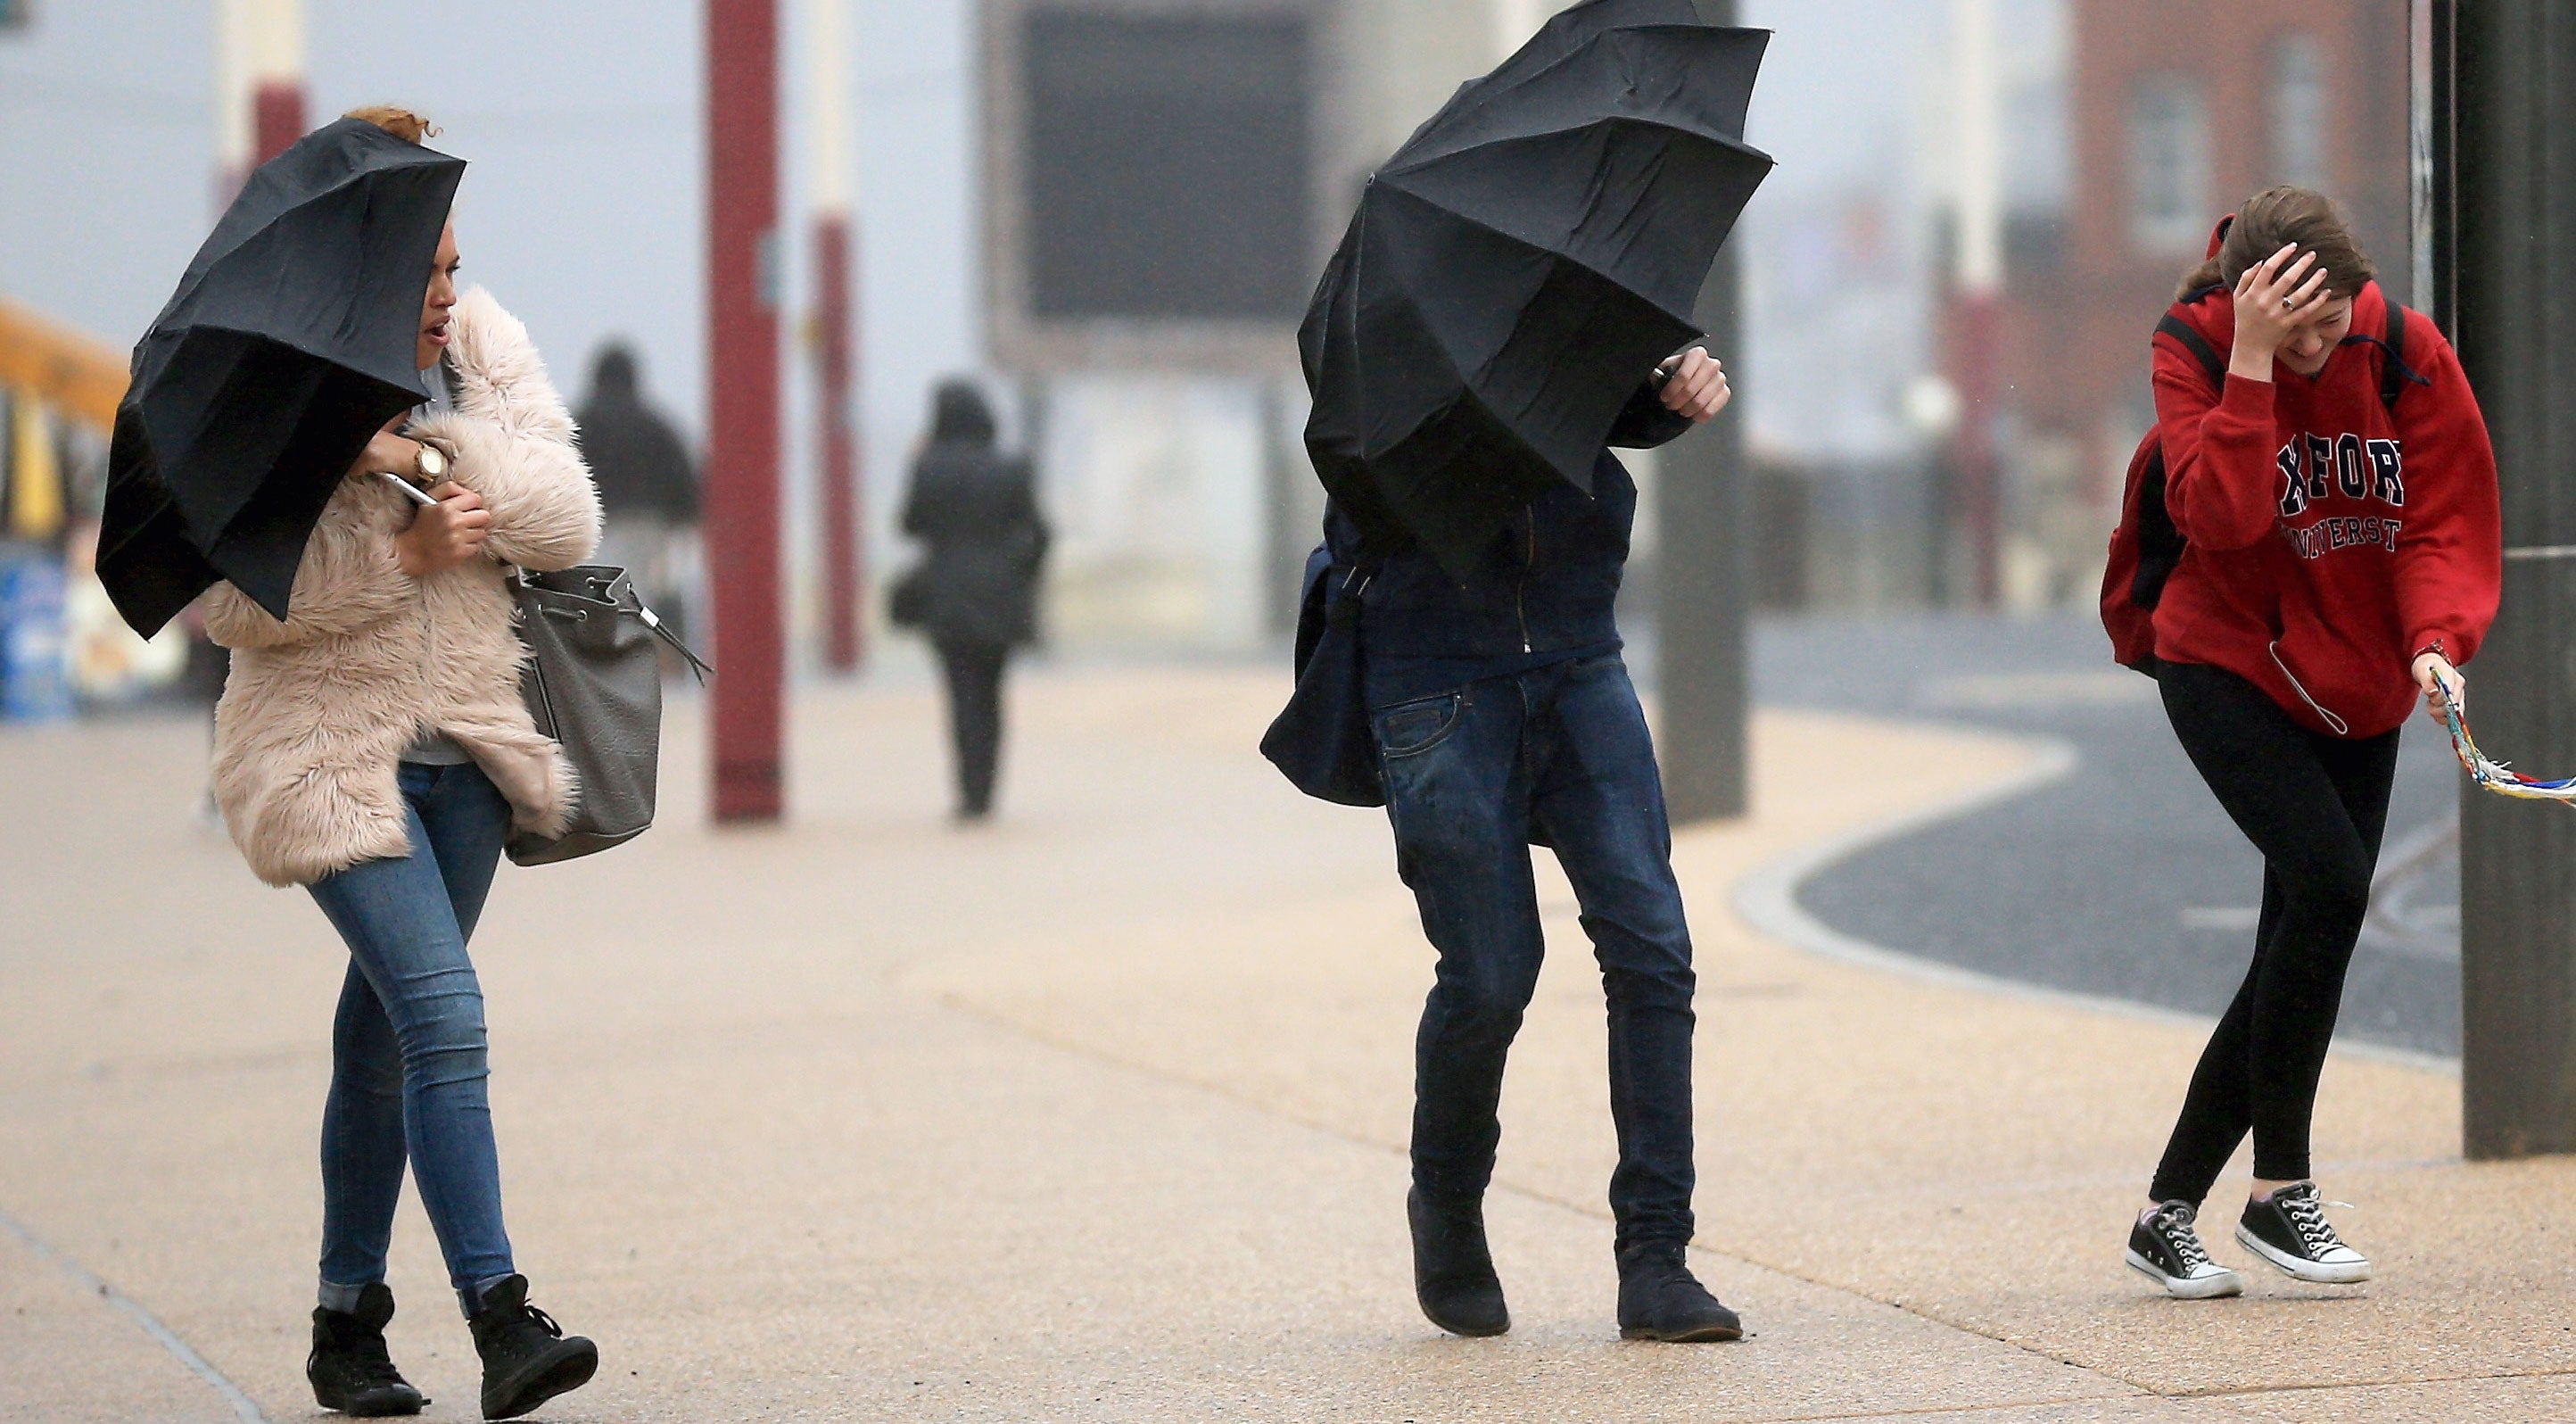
1368,183,1705,330
1385,119,1769,184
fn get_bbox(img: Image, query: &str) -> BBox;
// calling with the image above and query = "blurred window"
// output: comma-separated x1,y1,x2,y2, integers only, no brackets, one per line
2127,73,2210,257
2268,33,2329,190
1022,11,1313,322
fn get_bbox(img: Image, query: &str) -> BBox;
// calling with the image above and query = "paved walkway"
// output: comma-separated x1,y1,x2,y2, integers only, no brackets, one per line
2,666,2568,1422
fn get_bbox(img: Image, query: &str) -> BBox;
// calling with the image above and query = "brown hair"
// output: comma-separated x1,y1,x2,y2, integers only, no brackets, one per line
343,105,438,145
2176,186,2375,302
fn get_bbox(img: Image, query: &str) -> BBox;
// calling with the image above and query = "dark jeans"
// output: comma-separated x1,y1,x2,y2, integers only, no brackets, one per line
937,639,1010,817
1373,653,1697,1250
305,761,517,1316
2151,662,2398,1202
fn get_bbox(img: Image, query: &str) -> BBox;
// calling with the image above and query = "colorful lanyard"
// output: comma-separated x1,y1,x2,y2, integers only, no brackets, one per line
2446,698,2576,802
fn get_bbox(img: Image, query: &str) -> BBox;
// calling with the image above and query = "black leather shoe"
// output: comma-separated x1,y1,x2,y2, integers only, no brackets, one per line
1408,1187,1510,1337
307,1283,426,1417
1616,1240,1743,1342
467,1275,599,1420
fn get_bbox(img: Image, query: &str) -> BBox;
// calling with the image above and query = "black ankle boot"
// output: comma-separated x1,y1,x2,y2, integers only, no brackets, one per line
1408,1187,1510,1337
1616,1240,1743,1343
467,1275,598,1420
307,1283,425,1417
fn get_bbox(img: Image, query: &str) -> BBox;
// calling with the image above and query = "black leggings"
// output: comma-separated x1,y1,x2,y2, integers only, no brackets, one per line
937,639,1011,817
2150,661,2398,1203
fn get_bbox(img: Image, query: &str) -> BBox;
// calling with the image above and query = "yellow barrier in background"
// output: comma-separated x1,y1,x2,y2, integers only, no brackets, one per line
0,296,126,435
0,298,181,708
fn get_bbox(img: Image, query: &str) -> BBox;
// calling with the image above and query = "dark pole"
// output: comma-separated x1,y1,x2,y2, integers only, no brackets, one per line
707,0,785,822
1947,292,2003,609
1656,7,1748,825
2448,0,2576,1159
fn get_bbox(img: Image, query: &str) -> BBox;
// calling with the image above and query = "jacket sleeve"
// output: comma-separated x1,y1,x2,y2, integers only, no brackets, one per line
2153,335,2283,551
1605,379,1694,450
200,480,412,649
413,288,602,574
2390,328,2503,665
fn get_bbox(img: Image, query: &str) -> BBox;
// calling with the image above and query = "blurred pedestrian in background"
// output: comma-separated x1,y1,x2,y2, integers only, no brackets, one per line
191,107,604,1420
574,342,700,645
892,380,1049,822
2110,189,2499,1300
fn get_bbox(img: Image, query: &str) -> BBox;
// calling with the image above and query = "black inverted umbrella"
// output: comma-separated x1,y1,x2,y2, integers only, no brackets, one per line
98,117,465,635
1300,0,1771,574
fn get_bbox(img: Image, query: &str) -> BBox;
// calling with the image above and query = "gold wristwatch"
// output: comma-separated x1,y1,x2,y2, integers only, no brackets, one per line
414,442,450,482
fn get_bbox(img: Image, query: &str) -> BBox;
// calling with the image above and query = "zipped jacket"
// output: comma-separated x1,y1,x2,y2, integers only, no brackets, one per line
2151,279,2500,737
1325,384,1692,658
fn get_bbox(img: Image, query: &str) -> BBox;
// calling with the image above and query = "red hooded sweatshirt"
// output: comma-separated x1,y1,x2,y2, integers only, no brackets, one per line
2151,277,2501,738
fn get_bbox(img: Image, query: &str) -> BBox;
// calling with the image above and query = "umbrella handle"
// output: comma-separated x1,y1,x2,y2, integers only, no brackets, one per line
1651,338,1713,386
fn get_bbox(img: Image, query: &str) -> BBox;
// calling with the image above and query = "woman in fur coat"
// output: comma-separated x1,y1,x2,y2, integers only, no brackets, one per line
202,106,601,1421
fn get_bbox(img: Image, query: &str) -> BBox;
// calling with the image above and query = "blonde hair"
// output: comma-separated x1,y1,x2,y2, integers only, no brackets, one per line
343,105,438,145
2177,186,2376,303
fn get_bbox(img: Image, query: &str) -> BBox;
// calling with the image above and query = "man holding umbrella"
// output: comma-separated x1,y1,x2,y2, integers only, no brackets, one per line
1290,0,1771,1342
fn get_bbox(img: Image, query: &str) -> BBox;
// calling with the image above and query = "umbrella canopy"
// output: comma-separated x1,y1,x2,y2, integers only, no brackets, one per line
1300,0,1771,574
99,117,465,635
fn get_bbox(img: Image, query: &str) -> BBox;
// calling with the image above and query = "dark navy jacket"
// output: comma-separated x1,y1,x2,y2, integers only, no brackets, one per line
1323,384,1694,671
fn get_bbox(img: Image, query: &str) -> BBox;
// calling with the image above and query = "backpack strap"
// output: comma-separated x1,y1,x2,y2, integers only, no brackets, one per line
2155,312,2227,393
2381,298,2411,411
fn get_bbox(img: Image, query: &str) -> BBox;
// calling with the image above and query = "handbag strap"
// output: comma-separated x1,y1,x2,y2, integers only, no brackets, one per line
637,601,714,683
512,566,714,684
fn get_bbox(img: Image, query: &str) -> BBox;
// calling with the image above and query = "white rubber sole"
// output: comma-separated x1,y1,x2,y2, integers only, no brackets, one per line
2234,1224,2372,1284
2126,1248,2244,1299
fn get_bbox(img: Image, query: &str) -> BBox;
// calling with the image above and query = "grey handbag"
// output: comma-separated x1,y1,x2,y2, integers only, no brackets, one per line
506,566,709,866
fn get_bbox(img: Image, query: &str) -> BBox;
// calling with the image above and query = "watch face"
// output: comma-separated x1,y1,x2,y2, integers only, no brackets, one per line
419,445,448,477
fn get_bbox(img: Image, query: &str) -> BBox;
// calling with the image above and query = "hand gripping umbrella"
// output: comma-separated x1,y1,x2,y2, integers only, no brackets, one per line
98,117,465,636
1300,0,1772,574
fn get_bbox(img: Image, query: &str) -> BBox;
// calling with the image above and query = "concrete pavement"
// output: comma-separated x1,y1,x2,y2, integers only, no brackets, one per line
2,663,2570,1421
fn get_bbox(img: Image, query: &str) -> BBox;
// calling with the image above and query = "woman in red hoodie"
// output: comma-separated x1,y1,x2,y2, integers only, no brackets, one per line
2121,188,2500,1299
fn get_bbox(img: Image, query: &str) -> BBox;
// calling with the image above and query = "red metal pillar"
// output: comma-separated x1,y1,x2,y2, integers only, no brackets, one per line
252,79,304,163
706,0,785,822
815,214,865,673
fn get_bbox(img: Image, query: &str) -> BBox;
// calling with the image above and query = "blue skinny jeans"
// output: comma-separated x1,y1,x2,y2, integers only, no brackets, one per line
305,761,517,1317
1373,653,1698,1252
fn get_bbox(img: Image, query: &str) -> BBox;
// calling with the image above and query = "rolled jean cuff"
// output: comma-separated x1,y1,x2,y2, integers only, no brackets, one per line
459,1271,518,1320
1613,1216,1696,1255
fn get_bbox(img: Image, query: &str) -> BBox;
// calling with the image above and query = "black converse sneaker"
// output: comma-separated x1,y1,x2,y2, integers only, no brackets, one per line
2126,1200,2245,1298
467,1275,599,1420
306,1283,426,1416
2236,1182,2371,1284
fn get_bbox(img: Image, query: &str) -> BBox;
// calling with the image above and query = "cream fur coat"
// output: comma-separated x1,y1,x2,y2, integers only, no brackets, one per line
206,288,601,887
